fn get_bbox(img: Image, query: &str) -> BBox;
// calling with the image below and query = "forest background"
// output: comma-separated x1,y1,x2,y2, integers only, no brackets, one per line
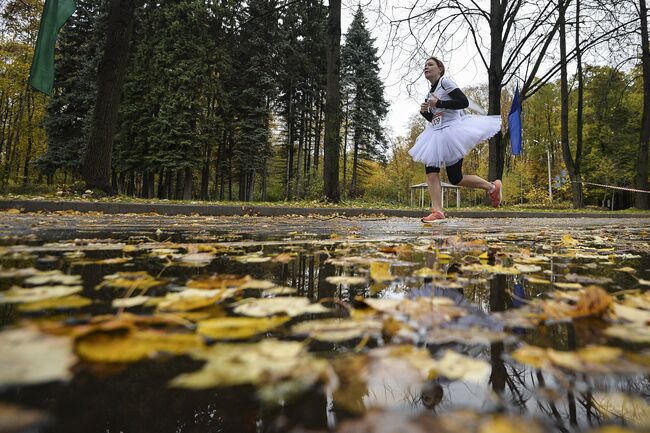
0,0,648,210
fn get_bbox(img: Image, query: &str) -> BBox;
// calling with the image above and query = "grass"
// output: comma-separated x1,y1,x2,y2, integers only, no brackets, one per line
2,190,650,214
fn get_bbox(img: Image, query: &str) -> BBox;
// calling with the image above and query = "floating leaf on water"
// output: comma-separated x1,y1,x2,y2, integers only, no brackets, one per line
70,257,132,266
197,316,289,340
0,267,39,279
157,288,235,312
460,263,520,275
553,282,583,290
273,252,294,263
615,267,637,274
18,295,92,312
325,275,368,286
611,303,650,324
24,271,82,286
412,267,440,278
592,392,650,429
291,317,383,342
233,297,331,317
176,252,215,267
0,285,83,304
511,344,647,374
564,273,613,285
605,324,650,343
261,286,297,296
572,285,613,318
429,350,490,382
513,264,542,273
239,278,276,290
370,262,394,283
98,271,166,292
561,234,579,246
186,274,250,290
0,328,75,385
112,296,151,309
234,254,271,263
75,329,204,363
169,339,329,391
525,276,551,284
425,327,510,346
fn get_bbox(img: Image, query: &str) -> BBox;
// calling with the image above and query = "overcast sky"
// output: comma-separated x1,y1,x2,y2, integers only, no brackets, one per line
340,1,488,138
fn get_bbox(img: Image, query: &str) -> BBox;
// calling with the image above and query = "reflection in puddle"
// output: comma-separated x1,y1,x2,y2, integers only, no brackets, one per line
0,214,649,432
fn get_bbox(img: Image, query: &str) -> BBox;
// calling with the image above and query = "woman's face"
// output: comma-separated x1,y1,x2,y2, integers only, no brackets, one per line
424,59,441,81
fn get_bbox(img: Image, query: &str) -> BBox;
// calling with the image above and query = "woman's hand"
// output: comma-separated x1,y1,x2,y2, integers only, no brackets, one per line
420,102,429,113
428,96,439,108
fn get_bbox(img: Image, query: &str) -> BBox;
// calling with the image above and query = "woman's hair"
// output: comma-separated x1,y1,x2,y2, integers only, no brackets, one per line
427,56,445,77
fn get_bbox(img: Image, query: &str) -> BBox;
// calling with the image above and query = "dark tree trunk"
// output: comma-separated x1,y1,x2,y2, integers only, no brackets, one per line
182,166,192,200
350,122,360,197
342,97,349,193
323,0,341,202
285,80,294,200
200,139,211,201
559,0,583,208
261,161,268,201
23,93,34,184
637,0,650,208
313,92,322,170
575,0,584,202
488,0,505,182
157,168,165,199
296,99,305,199
83,0,135,194
174,169,183,199
166,169,173,199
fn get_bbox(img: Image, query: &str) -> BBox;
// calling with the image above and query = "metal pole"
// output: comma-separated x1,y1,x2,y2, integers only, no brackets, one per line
547,148,553,202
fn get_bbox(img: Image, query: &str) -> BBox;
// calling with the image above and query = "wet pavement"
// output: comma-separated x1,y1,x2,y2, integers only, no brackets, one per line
0,211,649,433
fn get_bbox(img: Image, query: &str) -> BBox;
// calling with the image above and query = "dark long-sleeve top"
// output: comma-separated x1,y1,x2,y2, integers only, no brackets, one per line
420,77,469,122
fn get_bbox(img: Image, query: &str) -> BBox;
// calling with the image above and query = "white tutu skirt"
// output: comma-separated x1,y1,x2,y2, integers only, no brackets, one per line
408,115,501,167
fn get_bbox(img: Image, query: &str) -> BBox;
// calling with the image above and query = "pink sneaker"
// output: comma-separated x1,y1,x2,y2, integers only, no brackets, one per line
488,180,502,208
421,210,445,222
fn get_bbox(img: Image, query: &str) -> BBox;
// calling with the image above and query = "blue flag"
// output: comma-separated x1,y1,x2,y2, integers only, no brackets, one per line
508,84,522,155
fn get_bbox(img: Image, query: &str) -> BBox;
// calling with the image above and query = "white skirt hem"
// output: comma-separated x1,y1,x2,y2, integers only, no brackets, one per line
408,115,501,168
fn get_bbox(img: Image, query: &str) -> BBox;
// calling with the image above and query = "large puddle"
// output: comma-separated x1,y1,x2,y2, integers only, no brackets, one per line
0,212,649,433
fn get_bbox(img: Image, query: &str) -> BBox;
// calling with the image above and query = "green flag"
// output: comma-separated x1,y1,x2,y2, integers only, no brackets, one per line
29,0,77,95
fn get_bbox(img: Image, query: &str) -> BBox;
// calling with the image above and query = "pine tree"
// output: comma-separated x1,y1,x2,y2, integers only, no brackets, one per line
341,6,388,197
38,0,106,181
116,0,215,199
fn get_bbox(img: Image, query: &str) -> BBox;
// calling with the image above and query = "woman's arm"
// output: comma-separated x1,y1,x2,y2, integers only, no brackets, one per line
435,87,469,110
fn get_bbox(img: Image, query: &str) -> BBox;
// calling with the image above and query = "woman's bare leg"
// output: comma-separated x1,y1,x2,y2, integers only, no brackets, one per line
426,172,443,212
458,174,493,191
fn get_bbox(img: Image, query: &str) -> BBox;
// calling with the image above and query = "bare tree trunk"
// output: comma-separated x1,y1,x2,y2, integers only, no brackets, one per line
23,92,35,184
83,0,135,193
342,96,349,193
350,113,360,197
323,0,341,202
559,0,583,208
487,0,505,182
4,84,27,185
157,168,165,199
285,80,294,200
200,139,211,200
296,99,305,199
313,92,322,170
575,0,584,202
637,0,650,208
182,166,192,200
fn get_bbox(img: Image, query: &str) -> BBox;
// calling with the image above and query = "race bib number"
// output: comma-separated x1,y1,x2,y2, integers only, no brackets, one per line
431,112,443,127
